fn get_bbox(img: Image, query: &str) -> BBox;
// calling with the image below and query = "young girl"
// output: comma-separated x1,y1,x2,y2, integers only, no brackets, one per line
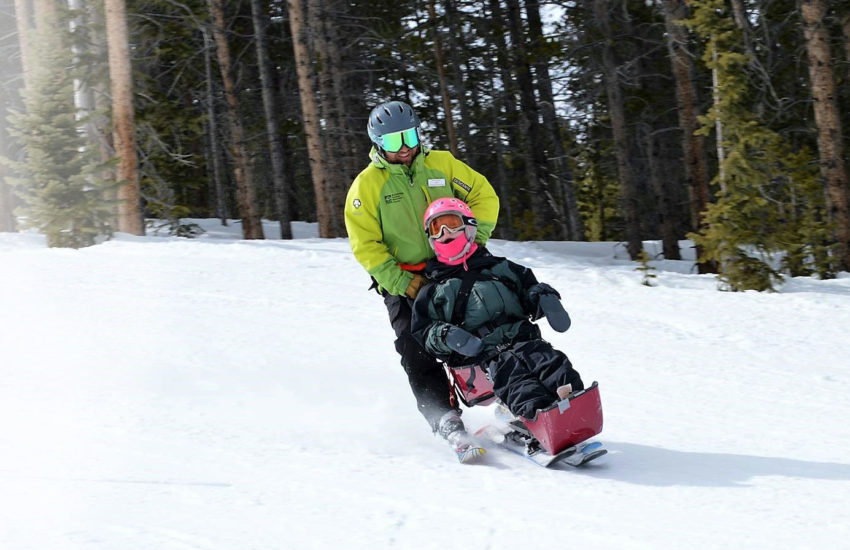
411,198,584,421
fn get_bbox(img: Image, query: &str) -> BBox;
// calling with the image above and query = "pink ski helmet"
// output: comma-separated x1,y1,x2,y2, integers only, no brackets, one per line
423,198,478,266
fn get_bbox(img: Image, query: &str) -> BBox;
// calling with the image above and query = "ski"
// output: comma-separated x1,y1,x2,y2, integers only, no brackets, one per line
505,432,606,468
455,443,487,464
555,441,607,467
475,424,606,468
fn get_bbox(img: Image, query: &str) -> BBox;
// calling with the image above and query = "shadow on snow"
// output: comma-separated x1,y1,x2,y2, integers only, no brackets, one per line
568,442,850,487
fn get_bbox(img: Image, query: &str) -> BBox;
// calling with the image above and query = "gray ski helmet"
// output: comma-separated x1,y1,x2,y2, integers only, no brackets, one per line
367,101,421,148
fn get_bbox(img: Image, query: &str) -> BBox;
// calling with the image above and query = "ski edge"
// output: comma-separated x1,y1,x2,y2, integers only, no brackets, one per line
474,425,606,468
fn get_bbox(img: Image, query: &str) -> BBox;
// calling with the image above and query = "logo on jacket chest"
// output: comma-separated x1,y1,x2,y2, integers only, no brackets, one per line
384,192,404,204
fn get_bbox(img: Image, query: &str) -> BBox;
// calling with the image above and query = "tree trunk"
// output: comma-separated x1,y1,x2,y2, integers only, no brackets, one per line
729,0,752,55
87,4,118,230
277,66,302,221
0,127,14,231
475,1,511,239
32,0,56,35
643,126,681,259
84,0,113,163
288,0,332,237
208,0,264,239
488,0,521,160
0,185,12,232
525,0,583,241
733,0,780,113
505,0,557,239
13,0,34,90
594,0,642,259
319,0,360,187
710,42,727,193
427,0,458,156
68,0,97,139
1,0,19,230
202,26,229,224
799,0,850,271
104,0,143,235
841,11,850,104
250,0,292,239
661,0,714,271
443,0,472,154
309,0,346,236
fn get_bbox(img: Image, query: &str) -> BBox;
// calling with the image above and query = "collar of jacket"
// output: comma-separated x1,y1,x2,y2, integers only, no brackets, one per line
423,247,497,280
369,145,431,171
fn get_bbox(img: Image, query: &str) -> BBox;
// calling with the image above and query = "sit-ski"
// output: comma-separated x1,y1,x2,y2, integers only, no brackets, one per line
446,363,607,467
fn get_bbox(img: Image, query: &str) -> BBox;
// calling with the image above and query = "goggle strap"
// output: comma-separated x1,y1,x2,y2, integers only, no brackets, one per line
426,212,474,233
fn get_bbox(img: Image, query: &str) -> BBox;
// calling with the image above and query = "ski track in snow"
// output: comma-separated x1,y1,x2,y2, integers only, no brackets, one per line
1,221,849,549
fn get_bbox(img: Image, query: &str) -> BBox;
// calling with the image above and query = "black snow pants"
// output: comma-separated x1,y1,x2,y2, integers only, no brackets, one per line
383,293,455,430
486,339,583,419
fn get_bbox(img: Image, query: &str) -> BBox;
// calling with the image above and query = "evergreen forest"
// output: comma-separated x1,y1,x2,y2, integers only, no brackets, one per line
1,0,849,291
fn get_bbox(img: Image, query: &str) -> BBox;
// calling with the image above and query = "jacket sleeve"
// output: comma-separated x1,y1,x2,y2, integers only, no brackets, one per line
410,281,458,361
442,153,499,244
344,172,413,296
501,260,547,316
502,259,564,320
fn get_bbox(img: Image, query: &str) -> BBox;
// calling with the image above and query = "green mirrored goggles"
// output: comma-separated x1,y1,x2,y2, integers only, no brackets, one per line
380,127,420,153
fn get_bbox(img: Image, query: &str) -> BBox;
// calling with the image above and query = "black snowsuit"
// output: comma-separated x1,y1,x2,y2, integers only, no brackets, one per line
411,247,583,419
382,291,456,430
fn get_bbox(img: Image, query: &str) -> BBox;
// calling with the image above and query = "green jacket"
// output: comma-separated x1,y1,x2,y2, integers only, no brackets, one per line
410,248,543,363
344,146,500,295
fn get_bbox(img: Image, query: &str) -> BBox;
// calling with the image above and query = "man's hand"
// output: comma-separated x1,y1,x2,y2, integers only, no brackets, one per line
405,274,426,299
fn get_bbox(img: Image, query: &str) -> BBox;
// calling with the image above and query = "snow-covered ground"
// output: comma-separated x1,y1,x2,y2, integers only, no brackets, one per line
2,219,849,550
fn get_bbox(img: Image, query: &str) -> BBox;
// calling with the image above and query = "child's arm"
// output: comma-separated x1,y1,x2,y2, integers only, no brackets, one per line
503,259,572,333
410,283,483,359
431,323,483,356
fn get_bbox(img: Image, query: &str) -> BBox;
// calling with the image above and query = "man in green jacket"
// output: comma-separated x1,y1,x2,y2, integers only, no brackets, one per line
344,100,499,459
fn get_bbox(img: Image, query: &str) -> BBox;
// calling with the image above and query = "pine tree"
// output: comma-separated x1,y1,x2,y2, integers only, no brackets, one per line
635,250,658,287
685,0,829,291
4,26,116,248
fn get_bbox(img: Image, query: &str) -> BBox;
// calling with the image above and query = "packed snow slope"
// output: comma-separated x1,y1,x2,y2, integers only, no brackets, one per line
2,219,849,550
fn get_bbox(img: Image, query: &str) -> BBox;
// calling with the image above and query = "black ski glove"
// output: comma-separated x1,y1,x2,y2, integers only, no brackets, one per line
538,293,571,332
528,283,571,332
442,325,484,356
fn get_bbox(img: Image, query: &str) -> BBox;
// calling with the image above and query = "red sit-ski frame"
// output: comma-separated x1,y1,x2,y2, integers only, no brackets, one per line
447,364,603,455
447,364,497,407
520,383,603,454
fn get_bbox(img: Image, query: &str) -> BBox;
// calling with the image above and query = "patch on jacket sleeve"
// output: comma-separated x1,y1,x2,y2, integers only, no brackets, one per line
428,178,446,187
451,177,471,193
352,198,362,209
